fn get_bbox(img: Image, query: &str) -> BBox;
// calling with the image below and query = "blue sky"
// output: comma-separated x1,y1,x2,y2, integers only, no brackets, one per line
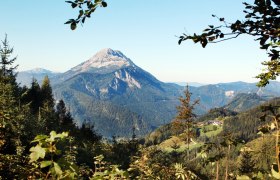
0,0,270,83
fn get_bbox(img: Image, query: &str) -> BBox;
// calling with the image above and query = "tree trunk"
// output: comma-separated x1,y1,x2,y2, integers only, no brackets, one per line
274,117,280,173
216,160,219,180
225,144,231,180
187,125,190,161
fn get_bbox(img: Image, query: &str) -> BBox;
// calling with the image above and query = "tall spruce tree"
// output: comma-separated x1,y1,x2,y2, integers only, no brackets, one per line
56,99,76,132
176,86,199,160
38,76,59,133
0,34,18,77
0,35,19,96
238,151,255,176
41,76,54,109
0,35,24,158
0,79,21,154
26,78,42,114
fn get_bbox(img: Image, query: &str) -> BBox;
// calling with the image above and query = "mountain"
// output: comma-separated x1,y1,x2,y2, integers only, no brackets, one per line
172,82,206,87
17,68,61,86
196,93,266,122
52,48,183,137
190,81,280,113
223,93,266,112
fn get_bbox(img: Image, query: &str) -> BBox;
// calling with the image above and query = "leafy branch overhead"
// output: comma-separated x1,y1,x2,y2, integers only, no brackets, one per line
65,0,107,30
178,0,280,87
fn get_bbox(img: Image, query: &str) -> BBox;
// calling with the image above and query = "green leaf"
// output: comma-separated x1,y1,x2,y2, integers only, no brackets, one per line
71,22,77,30
272,164,280,179
82,17,86,24
236,175,250,180
40,160,53,168
55,132,69,139
32,134,48,143
65,20,73,24
101,1,107,7
178,39,183,45
53,162,63,176
29,144,46,162
201,39,208,48
71,2,78,8
78,10,84,19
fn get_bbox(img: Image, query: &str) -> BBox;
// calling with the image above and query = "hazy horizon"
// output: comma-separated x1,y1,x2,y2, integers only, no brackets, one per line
18,66,278,85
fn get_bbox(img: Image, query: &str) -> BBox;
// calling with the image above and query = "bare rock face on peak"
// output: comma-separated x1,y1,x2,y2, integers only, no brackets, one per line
72,48,134,72
54,48,138,83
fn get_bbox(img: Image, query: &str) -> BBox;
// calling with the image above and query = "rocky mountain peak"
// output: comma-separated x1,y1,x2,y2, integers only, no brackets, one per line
71,48,135,73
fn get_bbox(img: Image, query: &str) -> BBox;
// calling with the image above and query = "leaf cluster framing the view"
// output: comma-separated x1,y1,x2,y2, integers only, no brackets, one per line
91,154,129,179
65,0,107,30
29,131,79,179
178,0,280,87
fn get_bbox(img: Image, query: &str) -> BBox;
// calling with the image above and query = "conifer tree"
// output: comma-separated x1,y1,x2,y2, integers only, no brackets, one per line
38,76,58,132
56,99,76,132
176,85,199,160
0,34,19,97
41,76,54,109
0,35,23,155
25,78,42,114
238,151,255,176
56,99,68,124
0,79,21,154
0,34,18,78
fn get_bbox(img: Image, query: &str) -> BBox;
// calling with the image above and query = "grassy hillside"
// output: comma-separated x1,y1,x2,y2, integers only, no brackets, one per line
157,124,223,152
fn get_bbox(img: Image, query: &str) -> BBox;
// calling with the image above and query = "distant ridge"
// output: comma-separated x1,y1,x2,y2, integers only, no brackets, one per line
224,93,266,112
17,68,61,86
171,82,206,87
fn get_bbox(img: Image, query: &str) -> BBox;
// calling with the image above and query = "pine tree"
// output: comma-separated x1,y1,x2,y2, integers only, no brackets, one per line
24,78,42,114
56,99,67,124
0,34,18,82
0,35,23,155
39,76,58,132
56,99,76,132
41,76,54,109
0,34,19,95
176,85,199,160
0,79,20,154
238,151,255,175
